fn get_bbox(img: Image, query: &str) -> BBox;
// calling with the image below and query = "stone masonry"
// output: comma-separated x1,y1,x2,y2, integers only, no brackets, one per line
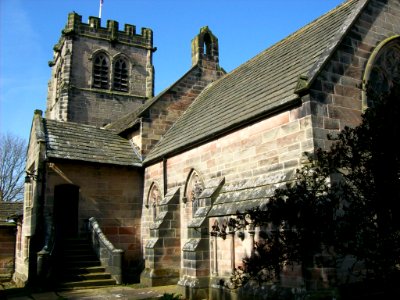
46,13,155,127
15,1,400,298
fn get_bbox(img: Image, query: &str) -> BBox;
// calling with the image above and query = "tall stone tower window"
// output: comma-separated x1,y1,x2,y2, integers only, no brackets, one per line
92,53,109,89
113,58,129,92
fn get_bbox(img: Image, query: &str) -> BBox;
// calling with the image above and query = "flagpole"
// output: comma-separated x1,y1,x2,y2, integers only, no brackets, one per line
99,0,103,19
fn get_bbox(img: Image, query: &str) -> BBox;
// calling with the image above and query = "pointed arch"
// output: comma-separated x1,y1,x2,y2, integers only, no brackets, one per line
112,54,130,92
184,169,204,218
191,26,219,66
147,182,161,221
203,32,212,56
362,35,400,109
91,50,110,89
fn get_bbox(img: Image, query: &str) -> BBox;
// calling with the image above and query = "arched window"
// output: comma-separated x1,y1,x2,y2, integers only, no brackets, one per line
185,170,204,218
148,183,161,221
203,33,212,56
113,58,129,92
363,36,400,109
92,53,109,89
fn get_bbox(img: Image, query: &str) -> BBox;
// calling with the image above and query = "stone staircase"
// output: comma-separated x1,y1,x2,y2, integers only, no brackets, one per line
55,237,117,290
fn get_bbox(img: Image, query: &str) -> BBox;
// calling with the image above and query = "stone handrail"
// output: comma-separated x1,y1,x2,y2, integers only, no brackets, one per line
88,217,124,284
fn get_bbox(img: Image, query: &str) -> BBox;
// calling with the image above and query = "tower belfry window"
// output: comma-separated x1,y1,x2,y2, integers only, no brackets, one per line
93,54,109,89
203,33,212,56
113,58,128,92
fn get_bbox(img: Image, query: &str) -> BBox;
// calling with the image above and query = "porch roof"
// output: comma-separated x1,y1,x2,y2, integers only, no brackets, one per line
44,119,142,167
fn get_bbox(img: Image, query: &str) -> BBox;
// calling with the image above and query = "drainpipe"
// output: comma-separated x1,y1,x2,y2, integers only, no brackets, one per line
163,157,167,196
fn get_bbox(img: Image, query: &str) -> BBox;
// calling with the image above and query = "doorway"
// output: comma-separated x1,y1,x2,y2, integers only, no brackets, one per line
54,184,79,239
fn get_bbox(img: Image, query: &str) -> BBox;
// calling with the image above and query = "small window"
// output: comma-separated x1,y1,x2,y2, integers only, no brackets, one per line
148,183,161,221
92,53,109,89
185,170,204,218
113,58,128,92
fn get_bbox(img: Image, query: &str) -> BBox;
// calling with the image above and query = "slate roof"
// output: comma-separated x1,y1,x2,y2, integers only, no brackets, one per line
44,119,141,166
144,0,367,163
0,201,23,226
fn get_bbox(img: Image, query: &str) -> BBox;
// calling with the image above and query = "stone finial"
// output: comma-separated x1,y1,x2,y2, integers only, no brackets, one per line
34,109,43,117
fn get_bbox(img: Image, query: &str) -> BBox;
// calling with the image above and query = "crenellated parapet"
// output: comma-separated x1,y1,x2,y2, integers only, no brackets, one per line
61,12,153,49
46,11,155,127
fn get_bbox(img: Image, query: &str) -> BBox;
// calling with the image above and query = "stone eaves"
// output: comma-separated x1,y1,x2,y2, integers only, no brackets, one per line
208,170,295,217
144,0,368,164
188,177,225,228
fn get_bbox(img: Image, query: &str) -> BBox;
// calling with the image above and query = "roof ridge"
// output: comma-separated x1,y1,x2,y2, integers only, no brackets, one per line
143,0,370,163
215,0,357,86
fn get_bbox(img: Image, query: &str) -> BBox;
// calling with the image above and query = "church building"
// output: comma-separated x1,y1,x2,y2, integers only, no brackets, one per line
14,0,400,298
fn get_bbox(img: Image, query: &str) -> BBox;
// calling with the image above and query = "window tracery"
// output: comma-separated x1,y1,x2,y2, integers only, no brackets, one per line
113,57,129,92
148,183,161,221
185,171,204,217
364,37,400,108
92,53,109,89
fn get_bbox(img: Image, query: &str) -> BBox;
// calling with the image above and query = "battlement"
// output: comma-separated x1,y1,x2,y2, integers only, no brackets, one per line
62,12,153,49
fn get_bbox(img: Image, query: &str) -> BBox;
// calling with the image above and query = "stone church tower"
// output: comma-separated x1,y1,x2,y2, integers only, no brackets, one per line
46,12,155,127
15,0,400,297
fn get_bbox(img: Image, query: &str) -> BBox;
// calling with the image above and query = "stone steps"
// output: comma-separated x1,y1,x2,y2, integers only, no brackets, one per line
56,237,117,290
58,278,117,290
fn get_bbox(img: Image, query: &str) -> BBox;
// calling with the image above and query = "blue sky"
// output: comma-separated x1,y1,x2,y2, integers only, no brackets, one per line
0,0,344,141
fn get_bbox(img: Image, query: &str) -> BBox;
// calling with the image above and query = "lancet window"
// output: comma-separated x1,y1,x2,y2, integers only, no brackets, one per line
148,183,161,221
113,57,129,92
92,53,109,89
185,170,204,217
